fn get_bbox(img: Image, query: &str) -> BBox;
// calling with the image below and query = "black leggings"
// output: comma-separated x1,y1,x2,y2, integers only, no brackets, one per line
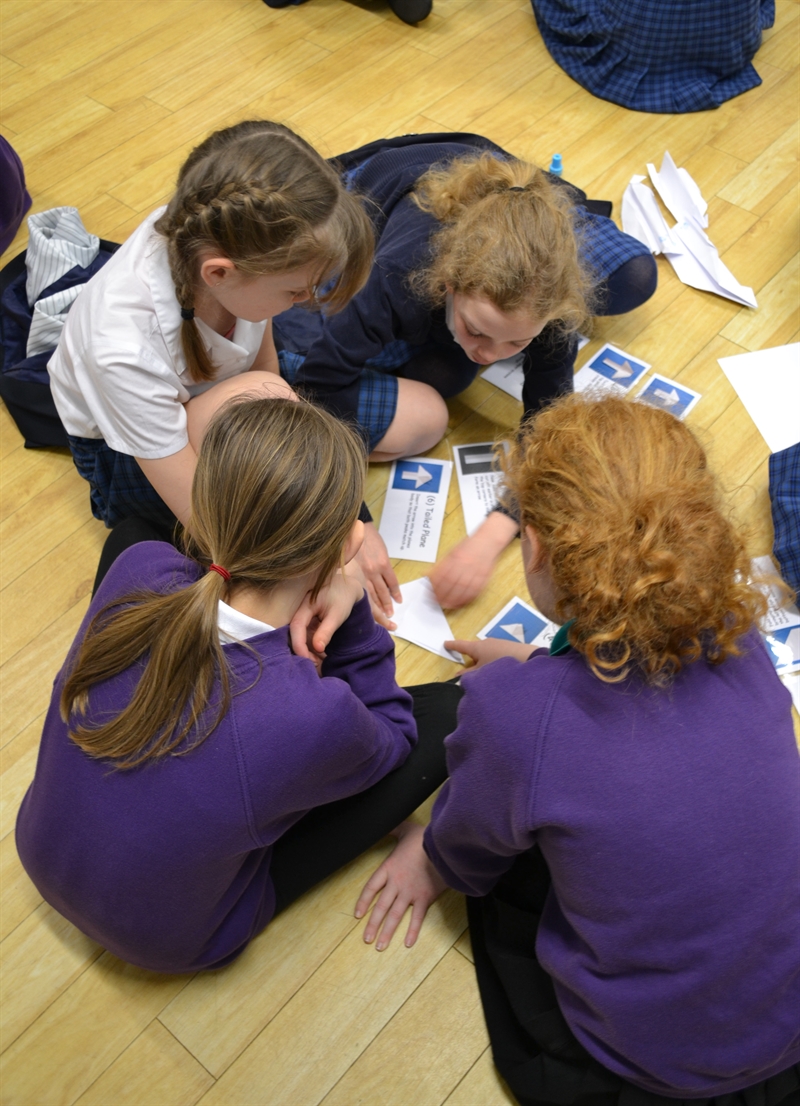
271,680,462,913
398,253,659,420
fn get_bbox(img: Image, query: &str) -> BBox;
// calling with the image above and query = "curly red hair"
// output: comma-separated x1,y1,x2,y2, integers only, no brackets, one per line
502,393,767,683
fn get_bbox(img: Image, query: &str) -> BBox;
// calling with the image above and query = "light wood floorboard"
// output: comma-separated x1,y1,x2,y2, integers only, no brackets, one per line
1,0,797,1102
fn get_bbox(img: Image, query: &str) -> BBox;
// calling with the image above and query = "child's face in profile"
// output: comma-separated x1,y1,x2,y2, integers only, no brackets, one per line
449,293,546,366
200,260,318,321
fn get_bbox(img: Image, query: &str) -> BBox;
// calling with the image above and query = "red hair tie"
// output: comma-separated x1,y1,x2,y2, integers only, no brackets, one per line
209,563,231,582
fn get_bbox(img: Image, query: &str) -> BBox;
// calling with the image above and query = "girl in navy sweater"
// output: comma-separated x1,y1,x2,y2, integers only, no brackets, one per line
274,133,658,619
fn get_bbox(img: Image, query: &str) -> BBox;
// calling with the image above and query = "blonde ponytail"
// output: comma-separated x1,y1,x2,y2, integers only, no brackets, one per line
61,397,366,768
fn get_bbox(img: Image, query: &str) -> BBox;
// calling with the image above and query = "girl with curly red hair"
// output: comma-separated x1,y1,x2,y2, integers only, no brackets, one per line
357,393,800,1106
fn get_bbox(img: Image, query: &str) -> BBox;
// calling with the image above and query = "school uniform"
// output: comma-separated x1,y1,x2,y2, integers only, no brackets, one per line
531,0,775,114
424,626,800,1103
274,135,656,450
47,210,266,527
16,541,438,972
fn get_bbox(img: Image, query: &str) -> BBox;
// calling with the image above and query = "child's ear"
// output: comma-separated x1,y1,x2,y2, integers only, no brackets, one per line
199,257,236,288
524,525,545,573
343,520,365,566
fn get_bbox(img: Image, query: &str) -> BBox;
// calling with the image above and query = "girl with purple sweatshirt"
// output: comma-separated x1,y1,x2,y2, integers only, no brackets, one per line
357,394,800,1105
16,397,461,972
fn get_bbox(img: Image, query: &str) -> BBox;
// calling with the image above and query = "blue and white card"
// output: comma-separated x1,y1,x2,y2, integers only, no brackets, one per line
751,556,800,675
482,335,589,401
636,373,701,420
477,596,560,651
379,456,453,562
454,441,507,537
574,343,650,397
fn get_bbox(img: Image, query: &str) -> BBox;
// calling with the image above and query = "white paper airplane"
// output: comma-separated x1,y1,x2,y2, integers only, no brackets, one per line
500,623,526,643
401,465,433,489
603,357,633,379
621,154,756,309
653,387,680,406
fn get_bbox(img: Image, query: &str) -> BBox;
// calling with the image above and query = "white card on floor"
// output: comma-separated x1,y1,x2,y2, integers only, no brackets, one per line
481,353,524,400
717,344,800,454
482,336,589,401
477,596,560,651
379,456,452,563
390,577,463,663
635,373,701,419
454,442,506,537
574,343,650,397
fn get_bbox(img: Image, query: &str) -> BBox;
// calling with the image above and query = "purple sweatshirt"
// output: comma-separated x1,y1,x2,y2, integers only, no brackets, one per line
16,544,417,972
424,634,800,1097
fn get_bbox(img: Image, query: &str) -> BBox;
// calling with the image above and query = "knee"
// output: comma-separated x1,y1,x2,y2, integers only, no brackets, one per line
602,253,658,316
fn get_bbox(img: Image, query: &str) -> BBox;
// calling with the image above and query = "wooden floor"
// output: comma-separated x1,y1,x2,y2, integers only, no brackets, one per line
1,1,798,1102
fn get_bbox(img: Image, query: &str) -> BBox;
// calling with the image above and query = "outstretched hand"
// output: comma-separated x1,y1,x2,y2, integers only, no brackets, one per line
355,822,447,951
446,637,536,670
430,511,520,610
355,522,401,630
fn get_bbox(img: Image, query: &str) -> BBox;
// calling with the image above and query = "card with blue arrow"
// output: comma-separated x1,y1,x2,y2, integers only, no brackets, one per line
636,373,701,420
477,596,560,650
574,342,651,397
380,456,453,562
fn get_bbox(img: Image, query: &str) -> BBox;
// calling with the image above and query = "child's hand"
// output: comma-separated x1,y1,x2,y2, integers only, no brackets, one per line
446,637,536,669
355,523,401,630
289,571,364,660
355,822,447,951
430,512,519,610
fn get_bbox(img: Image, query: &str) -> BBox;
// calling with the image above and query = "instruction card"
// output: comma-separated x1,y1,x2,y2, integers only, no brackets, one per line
574,343,650,397
390,577,462,662
379,457,453,563
482,336,589,401
751,556,800,676
636,373,701,420
478,596,560,651
454,442,506,537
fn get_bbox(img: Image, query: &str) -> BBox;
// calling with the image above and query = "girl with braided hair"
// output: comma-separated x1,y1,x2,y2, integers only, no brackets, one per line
48,120,373,536
16,396,462,972
355,393,800,1105
273,133,658,619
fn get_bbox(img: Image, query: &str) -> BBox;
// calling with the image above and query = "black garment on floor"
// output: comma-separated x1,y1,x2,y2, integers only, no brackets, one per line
468,849,800,1106
271,680,463,913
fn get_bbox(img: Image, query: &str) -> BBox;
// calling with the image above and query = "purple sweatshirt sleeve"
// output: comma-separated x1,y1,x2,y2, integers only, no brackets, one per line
423,657,558,896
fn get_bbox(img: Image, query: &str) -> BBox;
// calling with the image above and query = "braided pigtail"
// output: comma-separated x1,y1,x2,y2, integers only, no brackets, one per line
154,121,372,382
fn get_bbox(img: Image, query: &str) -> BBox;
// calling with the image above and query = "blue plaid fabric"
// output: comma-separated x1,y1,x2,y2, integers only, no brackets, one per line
68,436,176,529
769,442,800,597
575,210,649,284
531,0,774,113
279,351,400,451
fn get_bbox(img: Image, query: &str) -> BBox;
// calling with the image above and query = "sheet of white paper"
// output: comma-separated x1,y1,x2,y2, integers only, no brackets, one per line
481,336,589,401
717,344,800,454
478,596,560,650
379,456,452,563
635,373,701,420
647,151,707,229
454,442,505,537
574,343,651,398
390,577,463,662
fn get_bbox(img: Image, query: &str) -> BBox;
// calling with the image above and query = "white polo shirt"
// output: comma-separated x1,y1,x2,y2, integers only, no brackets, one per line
47,208,268,459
